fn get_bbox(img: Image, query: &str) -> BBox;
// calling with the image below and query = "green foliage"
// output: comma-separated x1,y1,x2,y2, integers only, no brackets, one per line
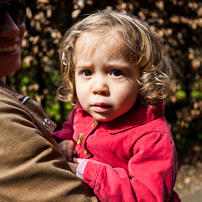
176,90,186,100
191,90,202,100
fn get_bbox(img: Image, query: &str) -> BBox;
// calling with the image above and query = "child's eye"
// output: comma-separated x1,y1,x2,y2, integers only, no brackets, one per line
81,70,92,77
110,70,124,77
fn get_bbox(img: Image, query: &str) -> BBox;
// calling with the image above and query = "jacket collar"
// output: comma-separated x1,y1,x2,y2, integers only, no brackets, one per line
104,100,164,134
77,100,164,134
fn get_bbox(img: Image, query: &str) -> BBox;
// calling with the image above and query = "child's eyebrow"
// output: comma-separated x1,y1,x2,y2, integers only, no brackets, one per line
106,62,131,70
75,63,131,70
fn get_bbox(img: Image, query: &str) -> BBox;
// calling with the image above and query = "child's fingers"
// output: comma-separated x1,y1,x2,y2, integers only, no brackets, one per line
67,141,76,161
73,158,83,164
58,140,76,161
73,147,77,156
58,141,68,157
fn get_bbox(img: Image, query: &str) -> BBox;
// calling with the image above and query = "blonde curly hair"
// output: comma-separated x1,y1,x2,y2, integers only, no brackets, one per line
58,10,175,105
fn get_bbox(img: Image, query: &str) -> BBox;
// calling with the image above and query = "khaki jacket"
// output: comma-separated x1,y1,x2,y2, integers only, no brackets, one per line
0,82,97,202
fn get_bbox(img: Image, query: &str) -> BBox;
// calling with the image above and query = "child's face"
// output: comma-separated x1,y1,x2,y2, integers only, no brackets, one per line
74,31,139,122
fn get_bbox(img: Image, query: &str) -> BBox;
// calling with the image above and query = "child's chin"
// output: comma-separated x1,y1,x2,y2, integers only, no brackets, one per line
94,115,115,122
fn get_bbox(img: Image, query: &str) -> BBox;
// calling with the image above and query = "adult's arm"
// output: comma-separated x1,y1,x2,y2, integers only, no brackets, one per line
0,92,97,202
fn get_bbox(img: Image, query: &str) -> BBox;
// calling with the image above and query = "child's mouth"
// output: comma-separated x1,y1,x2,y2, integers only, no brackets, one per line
92,103,111,113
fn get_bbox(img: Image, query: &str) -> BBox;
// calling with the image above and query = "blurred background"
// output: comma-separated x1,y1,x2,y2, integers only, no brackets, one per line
7,0,202,199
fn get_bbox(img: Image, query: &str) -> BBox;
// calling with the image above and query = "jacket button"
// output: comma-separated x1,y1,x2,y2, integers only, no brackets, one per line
77,133,83,145
91,120,97,127
43,118,51,128
84,149,88,155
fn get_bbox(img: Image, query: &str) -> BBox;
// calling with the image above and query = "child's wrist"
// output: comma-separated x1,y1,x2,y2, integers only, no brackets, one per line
76,159,89,179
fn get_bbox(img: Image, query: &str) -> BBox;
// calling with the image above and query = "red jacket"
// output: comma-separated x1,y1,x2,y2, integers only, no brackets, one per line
54,100,181,202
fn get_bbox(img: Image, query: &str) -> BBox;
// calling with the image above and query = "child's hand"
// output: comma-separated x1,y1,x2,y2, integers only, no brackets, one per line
58,140,76,161
68,158,83,174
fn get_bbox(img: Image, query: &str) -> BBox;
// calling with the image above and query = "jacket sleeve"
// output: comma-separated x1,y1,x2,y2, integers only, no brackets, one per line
53,108,75,140
0,96,97,202
81,132,180,202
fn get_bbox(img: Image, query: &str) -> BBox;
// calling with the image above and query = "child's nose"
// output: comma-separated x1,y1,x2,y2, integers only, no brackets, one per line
92,77,109,95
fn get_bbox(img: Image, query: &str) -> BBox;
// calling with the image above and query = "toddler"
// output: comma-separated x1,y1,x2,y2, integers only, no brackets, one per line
54,10,181,202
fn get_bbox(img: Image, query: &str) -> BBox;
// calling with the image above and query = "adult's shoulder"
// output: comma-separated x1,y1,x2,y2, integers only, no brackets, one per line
0,83,26,112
